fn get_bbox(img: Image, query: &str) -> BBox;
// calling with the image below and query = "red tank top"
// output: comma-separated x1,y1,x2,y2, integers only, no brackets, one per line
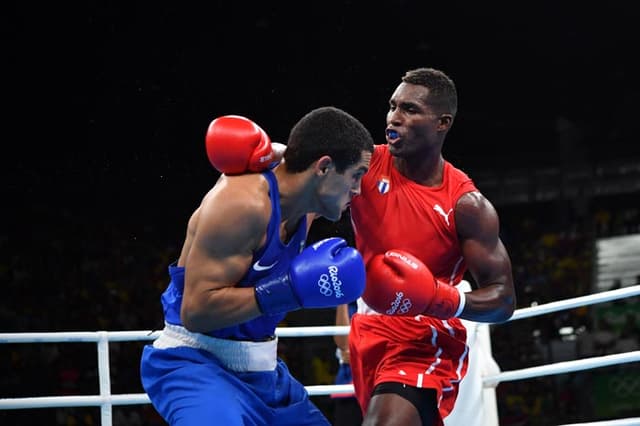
350,144,478,286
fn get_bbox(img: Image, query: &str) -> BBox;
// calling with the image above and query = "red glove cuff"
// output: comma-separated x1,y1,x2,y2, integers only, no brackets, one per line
424,282,466,320
247,127,275,172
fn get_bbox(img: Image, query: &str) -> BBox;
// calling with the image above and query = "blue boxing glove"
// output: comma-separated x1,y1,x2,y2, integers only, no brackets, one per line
255,238,365,316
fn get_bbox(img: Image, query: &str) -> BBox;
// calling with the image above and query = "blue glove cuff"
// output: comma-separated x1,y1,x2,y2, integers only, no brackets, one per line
254,276,301,315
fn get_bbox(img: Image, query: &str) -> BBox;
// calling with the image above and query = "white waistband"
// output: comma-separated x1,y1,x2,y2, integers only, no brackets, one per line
153,323,278,372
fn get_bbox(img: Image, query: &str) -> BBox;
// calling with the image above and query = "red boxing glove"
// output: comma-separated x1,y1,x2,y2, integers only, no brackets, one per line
205,115,274,174
362,250,466,319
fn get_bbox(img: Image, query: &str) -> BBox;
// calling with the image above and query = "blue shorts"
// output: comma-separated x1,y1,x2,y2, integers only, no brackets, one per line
140,345,330,426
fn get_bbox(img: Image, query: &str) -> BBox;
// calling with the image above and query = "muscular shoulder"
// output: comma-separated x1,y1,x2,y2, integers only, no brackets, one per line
454,191,499,241
198,174,272,246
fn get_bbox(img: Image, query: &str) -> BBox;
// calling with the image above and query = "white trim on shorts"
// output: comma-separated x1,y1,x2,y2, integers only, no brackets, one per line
153,323,278,372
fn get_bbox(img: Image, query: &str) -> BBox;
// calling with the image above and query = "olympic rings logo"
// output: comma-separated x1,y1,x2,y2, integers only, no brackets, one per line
386,291,413,315
318,274,333,296
317,265,345,299
398,298,413,314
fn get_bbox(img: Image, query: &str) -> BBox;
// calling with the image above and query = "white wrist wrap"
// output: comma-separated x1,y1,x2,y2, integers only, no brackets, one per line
453,287,467,318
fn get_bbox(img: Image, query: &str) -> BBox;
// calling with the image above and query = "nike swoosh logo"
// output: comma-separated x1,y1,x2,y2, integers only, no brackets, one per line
253,260,278,272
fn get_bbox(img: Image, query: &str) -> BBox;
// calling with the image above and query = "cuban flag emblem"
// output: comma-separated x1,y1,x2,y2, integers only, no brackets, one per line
377,177,390,194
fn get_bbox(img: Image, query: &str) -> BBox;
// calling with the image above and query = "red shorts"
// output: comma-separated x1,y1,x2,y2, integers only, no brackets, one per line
349,313,469,426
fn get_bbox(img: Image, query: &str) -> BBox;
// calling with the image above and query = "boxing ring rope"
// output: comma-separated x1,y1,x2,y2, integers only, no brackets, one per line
1,285,639,426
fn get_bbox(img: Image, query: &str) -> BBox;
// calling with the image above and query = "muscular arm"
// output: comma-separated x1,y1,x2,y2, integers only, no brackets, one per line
455,192,516,323
180,175,269,332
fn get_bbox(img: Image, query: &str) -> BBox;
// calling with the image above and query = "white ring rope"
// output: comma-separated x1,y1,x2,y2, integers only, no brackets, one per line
1,284,638,425
482,350,640,387
509,285,640,321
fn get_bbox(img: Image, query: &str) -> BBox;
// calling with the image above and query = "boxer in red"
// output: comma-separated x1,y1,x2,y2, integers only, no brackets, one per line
347,67,516,426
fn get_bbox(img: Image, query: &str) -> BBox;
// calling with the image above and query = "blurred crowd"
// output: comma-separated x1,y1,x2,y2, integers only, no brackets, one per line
490,199,640,425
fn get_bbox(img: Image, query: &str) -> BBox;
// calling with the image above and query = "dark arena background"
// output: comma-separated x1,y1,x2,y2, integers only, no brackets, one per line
2,2,639,425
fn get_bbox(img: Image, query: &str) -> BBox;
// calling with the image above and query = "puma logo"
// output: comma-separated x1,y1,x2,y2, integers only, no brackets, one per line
433,204,453,226
253,259,278,272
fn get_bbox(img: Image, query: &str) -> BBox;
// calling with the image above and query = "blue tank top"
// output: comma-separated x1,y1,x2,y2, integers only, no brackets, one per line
160,170,308,340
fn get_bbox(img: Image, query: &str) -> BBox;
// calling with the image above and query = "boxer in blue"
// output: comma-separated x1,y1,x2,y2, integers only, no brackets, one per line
140,106,374,425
